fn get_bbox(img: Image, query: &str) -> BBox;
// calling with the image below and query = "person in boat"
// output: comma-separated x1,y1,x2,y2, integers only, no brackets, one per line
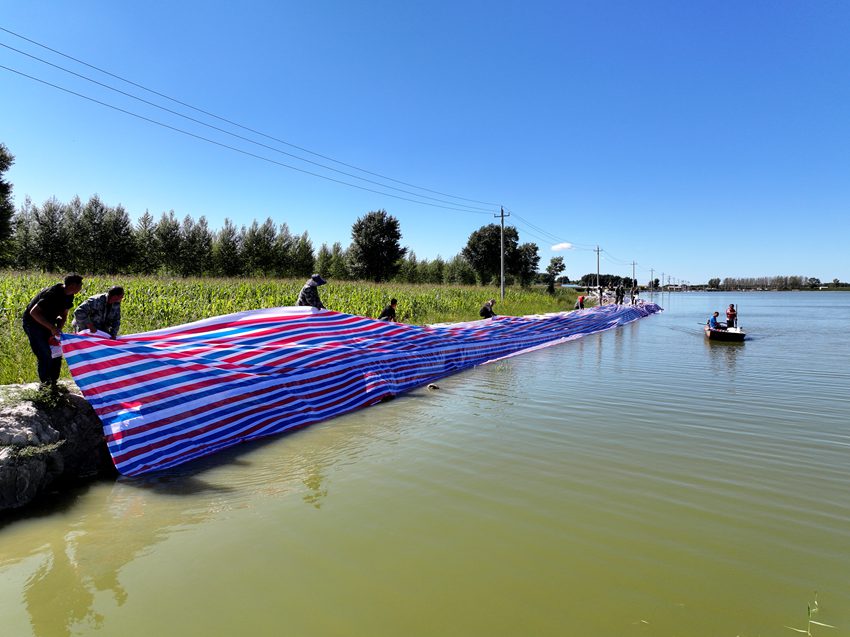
377,298,398,321
479,299,497,319
72,286,125,338
297,274,327,309
707,311,726,330
22,273,84,387
726,304,737,328
574,295,585,310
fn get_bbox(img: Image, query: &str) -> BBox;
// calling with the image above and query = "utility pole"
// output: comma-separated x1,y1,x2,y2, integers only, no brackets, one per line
661,272,665,293
494,206,510,300
595,245,601,302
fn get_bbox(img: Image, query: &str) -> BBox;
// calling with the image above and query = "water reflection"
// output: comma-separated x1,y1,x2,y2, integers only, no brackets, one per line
1,480,219,637
704,338,743,378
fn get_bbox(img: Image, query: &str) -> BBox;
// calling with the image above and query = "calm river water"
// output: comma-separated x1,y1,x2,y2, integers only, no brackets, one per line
1,291,849,637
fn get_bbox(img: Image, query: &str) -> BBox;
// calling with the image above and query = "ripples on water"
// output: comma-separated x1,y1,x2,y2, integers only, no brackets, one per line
1,292,849,636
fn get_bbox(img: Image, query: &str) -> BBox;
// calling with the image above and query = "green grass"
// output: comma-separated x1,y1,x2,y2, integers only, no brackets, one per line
1,272,578,385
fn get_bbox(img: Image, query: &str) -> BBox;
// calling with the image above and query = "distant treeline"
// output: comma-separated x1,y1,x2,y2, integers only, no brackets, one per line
708,276,846,290
578,273,640,288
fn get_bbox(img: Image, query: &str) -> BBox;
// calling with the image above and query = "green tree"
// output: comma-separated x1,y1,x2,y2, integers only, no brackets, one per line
0,143,16,264
396,251,419,283
134,210,160,274
421,256,446,284
212,218,242,277
348,209,406,282
102,204,136,274
462,223,519,285
544,256,565,294
807,277,821,289
444,254,476,285
242,218,277,276
61,196,84,273
328,241,350,280
76,195,109,273
12,196,36,270
32,197,69,272
290,231,315,278
155,211,182,275
515,242,540,287
315,243,332,278
707,278,721,288
274,222,295,276
179,215,213,276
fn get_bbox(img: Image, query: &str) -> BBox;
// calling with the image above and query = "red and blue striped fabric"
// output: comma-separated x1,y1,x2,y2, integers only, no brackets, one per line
62,303,661,476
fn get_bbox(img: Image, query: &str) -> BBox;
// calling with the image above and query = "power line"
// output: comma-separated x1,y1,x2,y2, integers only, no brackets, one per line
0,63,495,215
0,41,497,214
0,25,500,207
0,28,682,275
509,211,597,250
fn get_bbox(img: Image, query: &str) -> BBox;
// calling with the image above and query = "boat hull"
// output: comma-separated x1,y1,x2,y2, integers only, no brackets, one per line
704,326,746,342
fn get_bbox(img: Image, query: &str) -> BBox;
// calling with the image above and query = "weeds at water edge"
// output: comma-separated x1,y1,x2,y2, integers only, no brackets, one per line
785,592,834,636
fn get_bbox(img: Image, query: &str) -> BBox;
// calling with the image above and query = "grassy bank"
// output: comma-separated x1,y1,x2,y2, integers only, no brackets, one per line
1,272,577,385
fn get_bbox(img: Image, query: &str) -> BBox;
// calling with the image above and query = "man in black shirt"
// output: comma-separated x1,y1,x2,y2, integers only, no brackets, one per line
22,273,84,385
377,298,398,321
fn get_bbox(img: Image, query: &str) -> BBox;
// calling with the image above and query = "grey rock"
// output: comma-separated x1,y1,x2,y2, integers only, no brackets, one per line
0,382,114,514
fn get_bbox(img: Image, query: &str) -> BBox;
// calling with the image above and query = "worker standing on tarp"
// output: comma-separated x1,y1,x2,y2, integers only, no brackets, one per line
297,274,327,309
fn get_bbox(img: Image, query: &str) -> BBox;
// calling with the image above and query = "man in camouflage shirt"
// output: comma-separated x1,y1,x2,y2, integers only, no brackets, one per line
72,286,125,339
296,274,327,309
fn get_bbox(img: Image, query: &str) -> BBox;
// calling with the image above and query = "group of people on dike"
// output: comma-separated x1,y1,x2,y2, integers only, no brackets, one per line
707,304,737,330
23,271,598,386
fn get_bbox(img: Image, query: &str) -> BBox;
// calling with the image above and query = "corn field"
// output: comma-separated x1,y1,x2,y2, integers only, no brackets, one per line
1,272,578,385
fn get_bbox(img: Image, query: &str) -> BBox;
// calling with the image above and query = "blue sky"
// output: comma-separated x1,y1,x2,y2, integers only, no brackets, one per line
1,1,848,284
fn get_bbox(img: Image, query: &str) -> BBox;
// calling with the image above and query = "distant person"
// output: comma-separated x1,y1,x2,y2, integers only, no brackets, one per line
72,286,125,339
574,295,585,310
479,299,497,319
615,284,624,304
22,273,84,386
726,304,737,328
297,274,327,309
378,298,398,321
630,287,638,305
707,311,726,330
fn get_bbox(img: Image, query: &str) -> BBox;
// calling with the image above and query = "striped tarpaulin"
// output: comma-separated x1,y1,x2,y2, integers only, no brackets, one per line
62,303,661,476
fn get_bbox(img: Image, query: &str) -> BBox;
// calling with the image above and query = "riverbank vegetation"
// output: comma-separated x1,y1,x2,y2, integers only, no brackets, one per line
0,272,577,385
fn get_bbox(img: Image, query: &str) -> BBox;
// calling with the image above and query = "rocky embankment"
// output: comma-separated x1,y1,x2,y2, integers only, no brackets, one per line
0,383,114,513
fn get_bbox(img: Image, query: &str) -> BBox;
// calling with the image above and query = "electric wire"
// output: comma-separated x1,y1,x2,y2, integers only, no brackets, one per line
0,27,681,275
0,41,496,214
0,25,500,207
0,64,494,215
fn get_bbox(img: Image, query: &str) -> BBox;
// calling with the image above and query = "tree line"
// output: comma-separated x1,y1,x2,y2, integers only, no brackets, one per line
707,276,843,290
0,143,568,287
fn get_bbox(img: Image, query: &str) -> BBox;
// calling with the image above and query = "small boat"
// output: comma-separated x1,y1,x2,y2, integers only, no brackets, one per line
704,325,746,342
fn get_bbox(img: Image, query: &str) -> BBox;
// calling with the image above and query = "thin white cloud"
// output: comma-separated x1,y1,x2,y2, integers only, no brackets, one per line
551,242,573,251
